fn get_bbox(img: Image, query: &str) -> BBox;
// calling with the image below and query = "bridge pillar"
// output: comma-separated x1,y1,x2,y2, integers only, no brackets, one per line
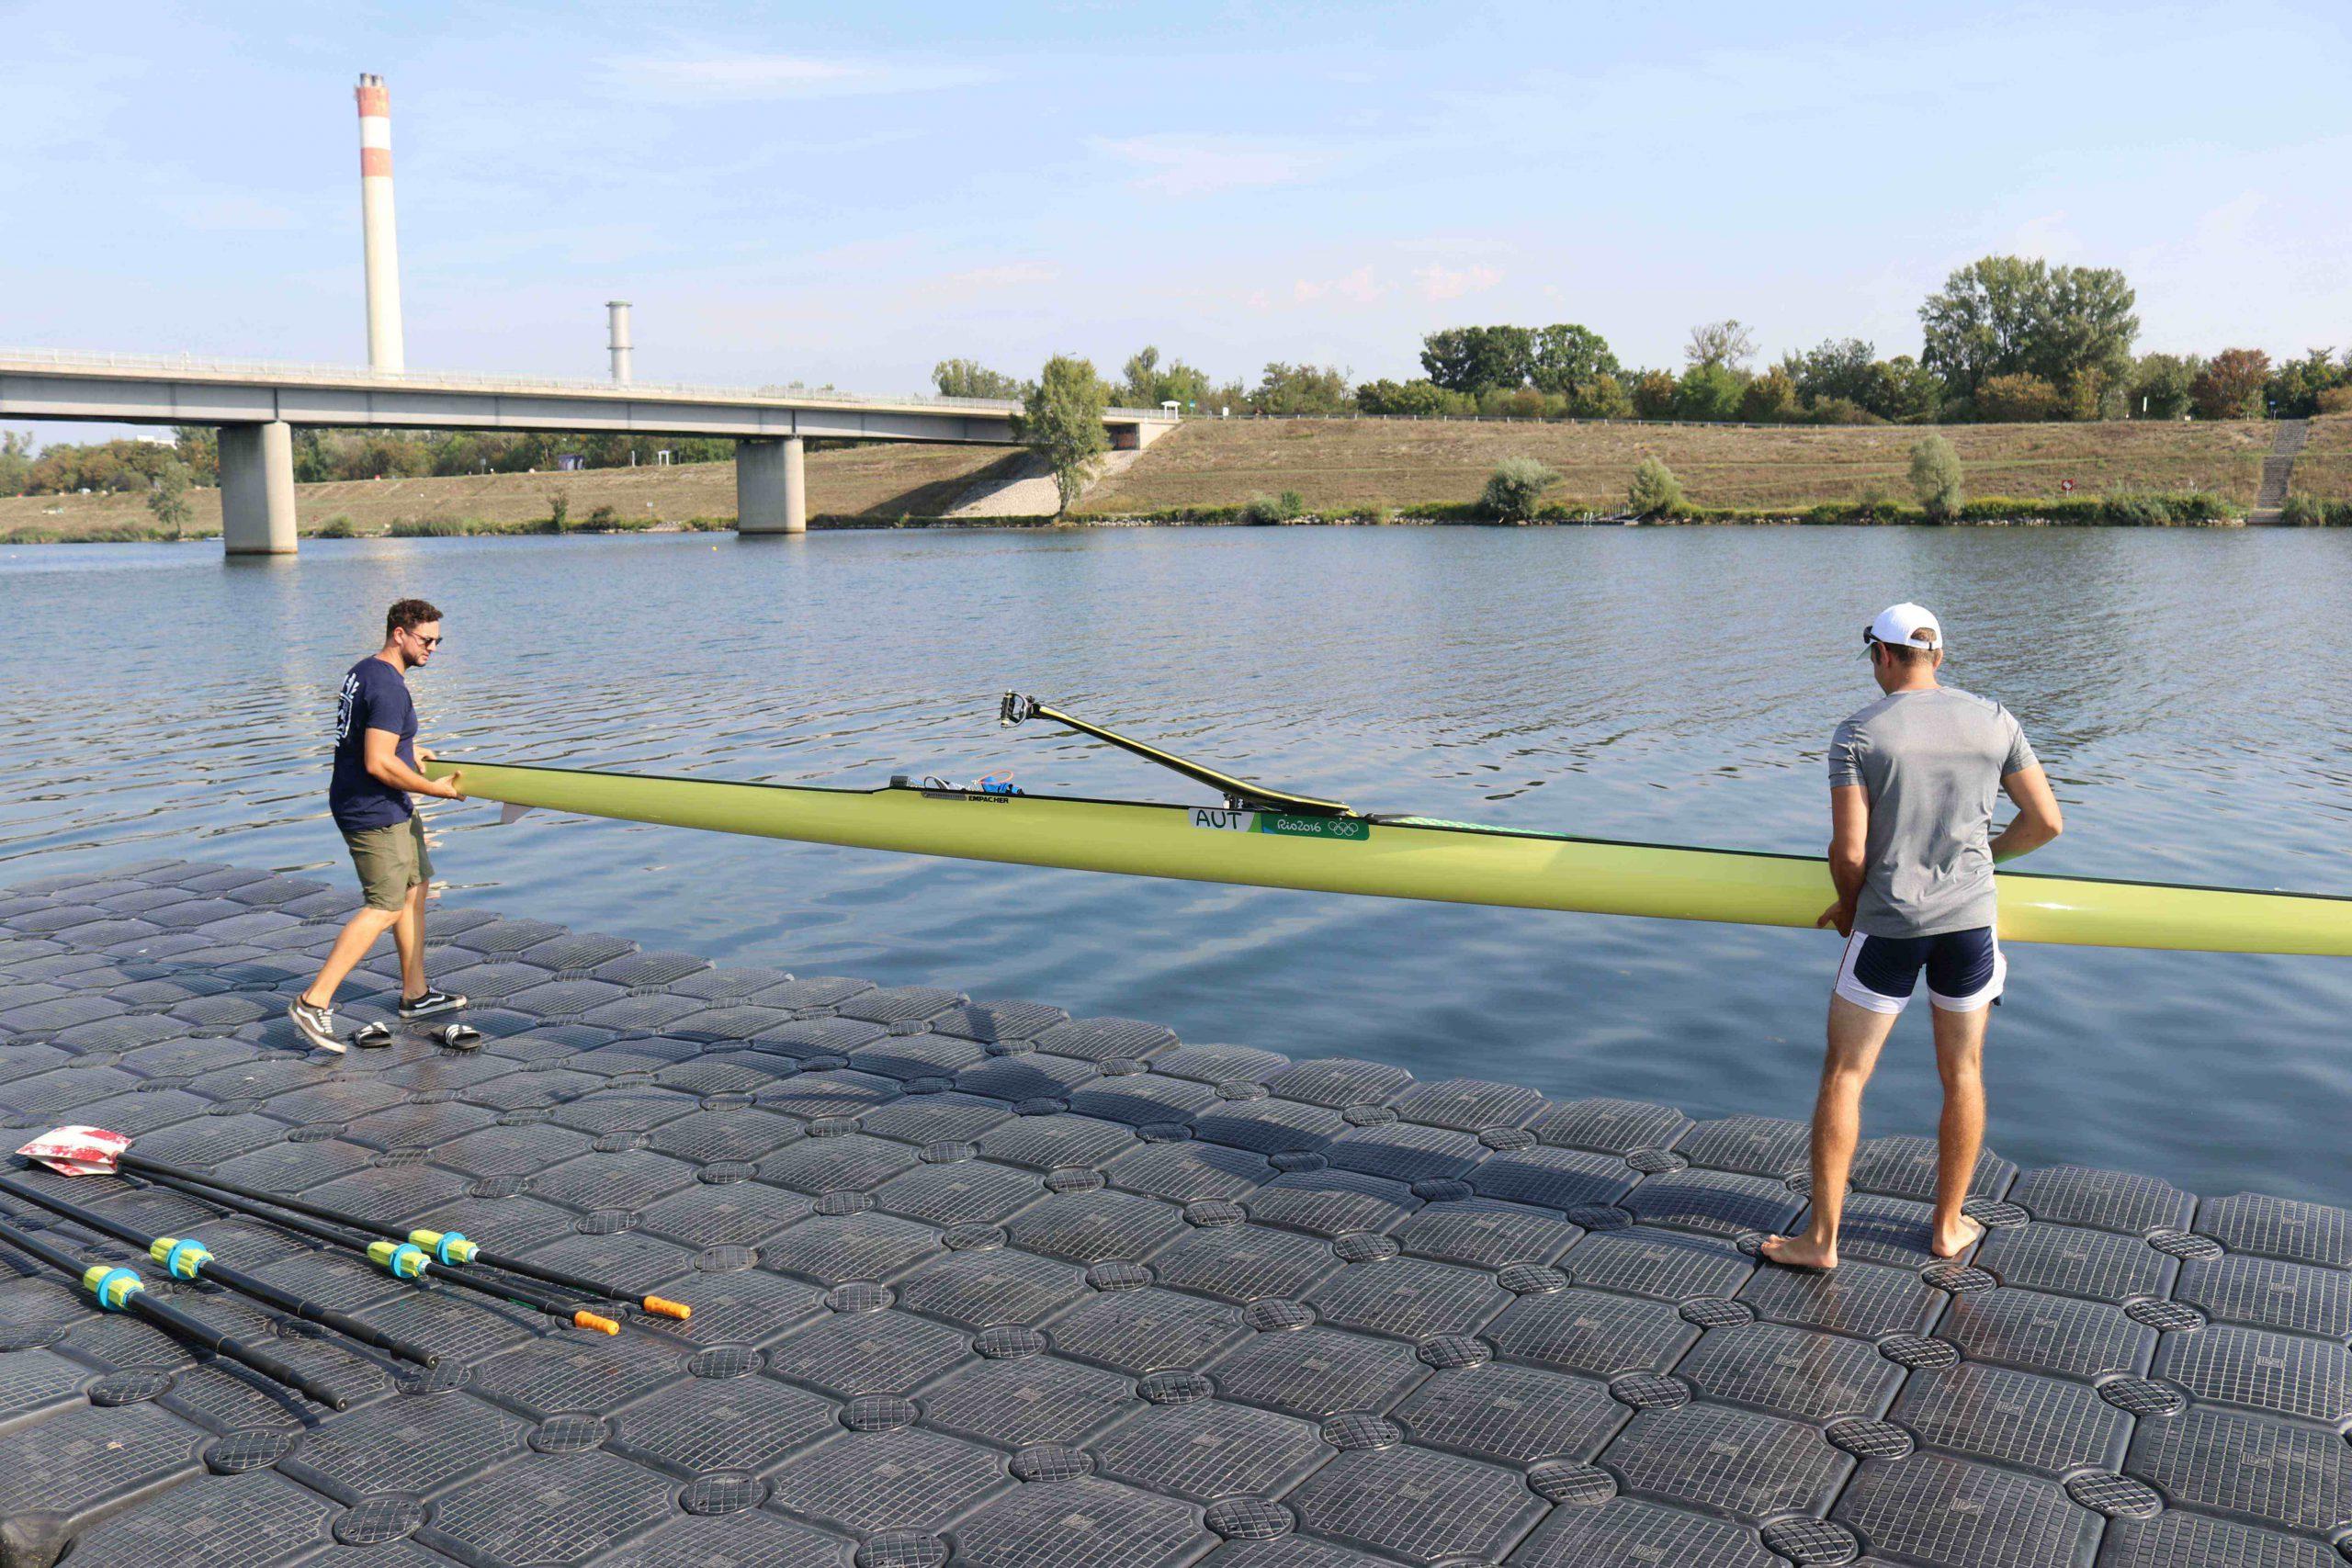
219,421,298,556
737,436,806,535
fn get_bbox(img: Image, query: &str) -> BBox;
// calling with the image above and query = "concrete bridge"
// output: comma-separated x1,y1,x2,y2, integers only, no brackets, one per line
0,348,1178,552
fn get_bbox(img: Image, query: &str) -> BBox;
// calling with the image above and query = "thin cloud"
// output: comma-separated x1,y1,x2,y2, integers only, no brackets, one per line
1093,135,1334,197
946,261,1061,289
613,54,994,102
1415,262,1502,301
1294,265,1385,306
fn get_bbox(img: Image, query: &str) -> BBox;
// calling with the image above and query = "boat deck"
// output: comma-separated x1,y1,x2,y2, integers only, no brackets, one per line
0,861,2346,1568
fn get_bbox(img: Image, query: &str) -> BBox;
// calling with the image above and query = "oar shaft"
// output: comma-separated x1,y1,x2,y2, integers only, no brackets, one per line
0,1213,348,1409
0,1172,435,1368
1020,696,1351,817
121,1152,675,1314
137,1168,614,1330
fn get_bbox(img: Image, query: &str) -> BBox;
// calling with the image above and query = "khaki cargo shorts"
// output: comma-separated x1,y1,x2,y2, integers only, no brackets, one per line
343,815,432,910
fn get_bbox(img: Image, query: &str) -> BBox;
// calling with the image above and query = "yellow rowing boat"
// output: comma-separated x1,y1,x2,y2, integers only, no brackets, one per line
421,695,2349,957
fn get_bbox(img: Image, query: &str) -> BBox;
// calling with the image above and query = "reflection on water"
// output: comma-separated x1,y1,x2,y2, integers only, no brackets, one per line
8,526,2350,1201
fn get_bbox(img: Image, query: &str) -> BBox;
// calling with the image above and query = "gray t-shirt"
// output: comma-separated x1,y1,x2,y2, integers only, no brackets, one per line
1827,685,2039,938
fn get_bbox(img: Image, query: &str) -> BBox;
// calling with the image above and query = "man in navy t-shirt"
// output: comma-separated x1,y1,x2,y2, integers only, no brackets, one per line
288,598,470,1053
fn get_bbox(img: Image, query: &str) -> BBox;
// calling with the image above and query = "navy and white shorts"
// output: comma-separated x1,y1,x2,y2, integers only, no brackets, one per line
1834,927,2006,1015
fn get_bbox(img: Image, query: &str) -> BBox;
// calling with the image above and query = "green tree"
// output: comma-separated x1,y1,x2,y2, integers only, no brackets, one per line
1629,370,1679,420
1239,490,1306,525
1739,367,1799,423
2266,347,2350,418
26,437,170,494
1119,346,1215,411
1528,323,1620,394
1419,326,1534,395
1627,457,1682,517
168,426,220,484
1790,338,1878,406
1355,378,1473,416
1019,355,1110,513
1251,363,1354,415
1478,387,1555,420
429,432,492,476
1481,457,1559,521
1119,346,1164,405
1920,255,2047,400
1920,255,2138,411
933,358,1027,400
1865,355,1943,423
1803,398,1883,426
145,458,195,537
1685,319,1758,372
290,428,329,484
1975,372,2064,423
1907,434,1964,521
2036,265,2140,408
0,430,31,498
2190,348,2271,420
1565,374,1633,421
1672,365,1746,422
358,433,433,479
2062,366,2127,423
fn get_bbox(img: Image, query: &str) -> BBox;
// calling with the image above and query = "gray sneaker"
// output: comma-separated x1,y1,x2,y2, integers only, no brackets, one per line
288,996,344,1054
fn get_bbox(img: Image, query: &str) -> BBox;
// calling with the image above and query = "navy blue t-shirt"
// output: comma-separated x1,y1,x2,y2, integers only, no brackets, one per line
330,657,418,831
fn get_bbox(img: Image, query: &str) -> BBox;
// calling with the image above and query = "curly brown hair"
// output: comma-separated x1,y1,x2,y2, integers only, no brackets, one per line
385,598,443,638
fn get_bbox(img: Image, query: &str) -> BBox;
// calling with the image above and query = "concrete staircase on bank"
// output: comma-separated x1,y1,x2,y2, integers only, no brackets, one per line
2249,418,2311,525
945,448,1144,518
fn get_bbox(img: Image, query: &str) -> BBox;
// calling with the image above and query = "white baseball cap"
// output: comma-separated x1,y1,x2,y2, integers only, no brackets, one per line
1865,602,1943,651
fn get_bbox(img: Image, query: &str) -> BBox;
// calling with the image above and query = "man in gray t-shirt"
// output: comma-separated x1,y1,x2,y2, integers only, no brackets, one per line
1762,603,2064,1273
1831,678,2040,939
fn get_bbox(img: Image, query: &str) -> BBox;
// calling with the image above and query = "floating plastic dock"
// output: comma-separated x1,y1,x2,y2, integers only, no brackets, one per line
0,860,2346,1568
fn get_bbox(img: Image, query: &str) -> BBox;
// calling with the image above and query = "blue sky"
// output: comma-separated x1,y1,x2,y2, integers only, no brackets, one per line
5,0,2347,436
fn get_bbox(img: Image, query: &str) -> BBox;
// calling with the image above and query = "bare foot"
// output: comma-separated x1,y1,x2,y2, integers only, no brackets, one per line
1930,1214,1985,1259
1759,1233,1838,1271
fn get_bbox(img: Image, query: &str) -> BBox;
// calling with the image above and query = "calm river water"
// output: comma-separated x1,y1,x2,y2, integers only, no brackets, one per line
6,526,2347,1202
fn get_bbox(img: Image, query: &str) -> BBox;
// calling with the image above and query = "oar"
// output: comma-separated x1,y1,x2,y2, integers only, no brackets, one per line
133,1166,620,1335
25,1142,682,1325
0,1171,435,1367
0,1212,352,1408
1000,691,1354,817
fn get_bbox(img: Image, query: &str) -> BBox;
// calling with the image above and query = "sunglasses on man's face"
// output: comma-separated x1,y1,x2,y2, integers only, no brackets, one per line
407,630,443,649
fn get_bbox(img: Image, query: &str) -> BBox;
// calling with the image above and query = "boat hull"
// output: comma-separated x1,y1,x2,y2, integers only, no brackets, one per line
424,760,2352,956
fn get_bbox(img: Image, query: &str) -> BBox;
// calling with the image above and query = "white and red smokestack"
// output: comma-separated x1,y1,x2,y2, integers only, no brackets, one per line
355,73,405,372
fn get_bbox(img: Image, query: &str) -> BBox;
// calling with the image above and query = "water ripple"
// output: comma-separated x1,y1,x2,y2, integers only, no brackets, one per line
10,526,2350,1201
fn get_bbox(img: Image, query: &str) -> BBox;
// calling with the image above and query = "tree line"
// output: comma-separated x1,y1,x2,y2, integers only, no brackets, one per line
936,351,1353,420
0,426,741,500
948,253,2352,431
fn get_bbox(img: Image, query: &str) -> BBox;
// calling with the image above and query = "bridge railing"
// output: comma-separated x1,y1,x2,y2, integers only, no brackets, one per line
0,347,1172,423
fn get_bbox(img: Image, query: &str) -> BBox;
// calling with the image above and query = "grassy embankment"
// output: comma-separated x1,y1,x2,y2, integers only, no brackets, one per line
1081,417,2292,521
6,415,2345,542
2292,414,2352,513
0,445,1020,543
